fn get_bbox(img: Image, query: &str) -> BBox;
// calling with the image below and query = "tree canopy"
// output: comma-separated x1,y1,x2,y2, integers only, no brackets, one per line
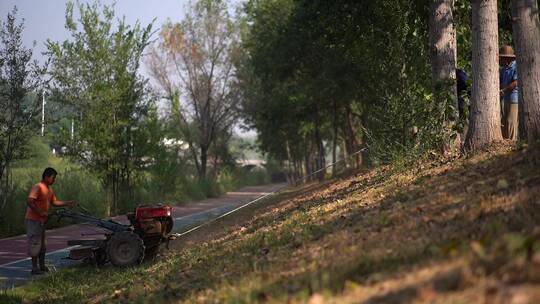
46,2,155,212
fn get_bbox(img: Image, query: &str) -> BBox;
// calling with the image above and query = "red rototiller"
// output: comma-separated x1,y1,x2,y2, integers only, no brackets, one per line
55,205,175,267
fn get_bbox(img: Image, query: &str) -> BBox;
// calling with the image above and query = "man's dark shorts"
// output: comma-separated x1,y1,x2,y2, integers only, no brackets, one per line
26,219,46,257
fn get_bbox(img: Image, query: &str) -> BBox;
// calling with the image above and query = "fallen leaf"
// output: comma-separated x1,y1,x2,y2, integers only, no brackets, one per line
471,241,485,259
497,179,509,190
309,293,325,304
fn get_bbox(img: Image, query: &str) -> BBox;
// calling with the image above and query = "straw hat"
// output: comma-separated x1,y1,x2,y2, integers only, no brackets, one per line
499,45,516,58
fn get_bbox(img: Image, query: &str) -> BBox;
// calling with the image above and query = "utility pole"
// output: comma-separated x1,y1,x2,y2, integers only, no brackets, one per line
71,119,74,140
41,89,46,137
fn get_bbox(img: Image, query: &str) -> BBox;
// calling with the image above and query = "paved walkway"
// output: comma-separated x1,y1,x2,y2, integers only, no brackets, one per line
0,183,285,288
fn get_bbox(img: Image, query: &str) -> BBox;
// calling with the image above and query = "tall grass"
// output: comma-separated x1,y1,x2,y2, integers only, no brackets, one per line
0,139,108,236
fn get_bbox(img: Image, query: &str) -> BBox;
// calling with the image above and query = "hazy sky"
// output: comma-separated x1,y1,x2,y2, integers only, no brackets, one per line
0,0,242,62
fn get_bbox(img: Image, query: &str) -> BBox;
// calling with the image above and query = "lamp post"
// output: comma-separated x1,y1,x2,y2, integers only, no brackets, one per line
41,89,46,136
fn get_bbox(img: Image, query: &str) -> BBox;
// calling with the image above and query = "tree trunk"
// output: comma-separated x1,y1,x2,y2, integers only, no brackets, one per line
212,154,220,179
0,134,13,214
518,90,528,139
294,159,301,185
344,105,362,168
429,0,459,152
332,100,338,177
108,171,118,216
285,139,294,184
0,163,10,216
512,0,540,142
0,163,5,215
314,125,325,181
465,0,502,150
200,146,208,179
340,140,349,168
304,148,311,183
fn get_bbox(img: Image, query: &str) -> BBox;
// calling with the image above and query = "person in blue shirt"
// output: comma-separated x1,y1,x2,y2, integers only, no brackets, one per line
456,68,469,121
499,45,519,140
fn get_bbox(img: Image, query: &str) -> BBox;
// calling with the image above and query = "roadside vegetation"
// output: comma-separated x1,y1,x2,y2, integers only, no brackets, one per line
2,142,539,303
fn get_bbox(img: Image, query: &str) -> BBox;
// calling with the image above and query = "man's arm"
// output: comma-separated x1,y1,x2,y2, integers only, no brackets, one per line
27,198,47,217
501,80,518,95
50,190,76,207
51,199,76,207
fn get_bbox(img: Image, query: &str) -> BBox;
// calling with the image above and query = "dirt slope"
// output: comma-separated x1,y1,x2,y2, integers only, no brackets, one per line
4,142,540,304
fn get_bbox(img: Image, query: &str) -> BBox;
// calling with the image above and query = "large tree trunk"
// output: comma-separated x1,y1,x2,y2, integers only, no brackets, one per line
332,100,338,177
512,0,540,142
429,0,459,152
465,0,502,150
294,159,301,184
285,140,294,184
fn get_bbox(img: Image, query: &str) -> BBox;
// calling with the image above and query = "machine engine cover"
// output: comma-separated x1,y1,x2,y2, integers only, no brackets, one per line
138,218,163,235
135,205,171,219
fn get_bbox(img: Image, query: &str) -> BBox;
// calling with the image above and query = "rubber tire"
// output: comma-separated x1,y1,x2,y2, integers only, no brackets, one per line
106,231,145,267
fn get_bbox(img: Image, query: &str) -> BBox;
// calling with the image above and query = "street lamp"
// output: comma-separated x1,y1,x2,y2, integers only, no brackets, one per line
41,89,46,136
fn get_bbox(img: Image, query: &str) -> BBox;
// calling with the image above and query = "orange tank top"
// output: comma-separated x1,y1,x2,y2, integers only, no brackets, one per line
25,182,57,222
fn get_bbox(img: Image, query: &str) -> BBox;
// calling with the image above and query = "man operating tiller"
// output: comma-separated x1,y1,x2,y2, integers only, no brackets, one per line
25,167,76,275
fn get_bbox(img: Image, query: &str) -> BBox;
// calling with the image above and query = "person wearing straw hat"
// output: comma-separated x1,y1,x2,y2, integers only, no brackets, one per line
499,45,519,140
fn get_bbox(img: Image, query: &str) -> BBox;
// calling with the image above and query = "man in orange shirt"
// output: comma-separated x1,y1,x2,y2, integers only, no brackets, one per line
26,167,76,275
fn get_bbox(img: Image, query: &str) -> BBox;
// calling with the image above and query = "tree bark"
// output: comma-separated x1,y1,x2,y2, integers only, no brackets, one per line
314,124,325,181
512,0,540,142
0,163,10,216
465,0,502,150
429,0,459,151
332,100,338,177
200,146,208,179
304,146,311,183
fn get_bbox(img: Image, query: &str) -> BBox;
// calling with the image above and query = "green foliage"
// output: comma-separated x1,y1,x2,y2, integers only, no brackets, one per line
239,0,524,169
240,0,440,167
240,167,270,186
53,170,107,217
0,138,108,237
46,1,155,214
0,7,44,213
455,0,473,72
217,166,270,193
